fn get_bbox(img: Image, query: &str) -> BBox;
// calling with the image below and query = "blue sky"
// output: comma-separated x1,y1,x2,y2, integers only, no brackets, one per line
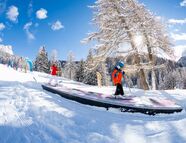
0,0,186,61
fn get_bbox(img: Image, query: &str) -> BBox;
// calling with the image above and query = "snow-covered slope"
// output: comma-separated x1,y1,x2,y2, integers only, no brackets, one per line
0,64,186,143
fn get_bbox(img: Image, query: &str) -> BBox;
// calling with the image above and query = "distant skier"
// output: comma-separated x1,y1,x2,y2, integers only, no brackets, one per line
48,63,58,86
50,63,58,76
112,61,126,97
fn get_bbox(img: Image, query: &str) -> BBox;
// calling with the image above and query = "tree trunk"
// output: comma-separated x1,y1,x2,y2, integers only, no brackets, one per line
96,72,102,87
70,68,72,80
126,27,149,90
151,69,156,90
144,33,156,90
115,0,149,90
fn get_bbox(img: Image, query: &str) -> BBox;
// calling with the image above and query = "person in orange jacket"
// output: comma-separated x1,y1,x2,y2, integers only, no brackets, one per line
112,61,126,96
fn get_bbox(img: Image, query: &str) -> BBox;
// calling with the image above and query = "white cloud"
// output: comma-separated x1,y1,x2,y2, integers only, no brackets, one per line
168,18,186,25
24,22,32,29
171,33,186,41
180,0,186,6
23,22,35,40
0,37,3,43
6,5,19,22
51,20,64,31
36,8,47,19
0,23,5,30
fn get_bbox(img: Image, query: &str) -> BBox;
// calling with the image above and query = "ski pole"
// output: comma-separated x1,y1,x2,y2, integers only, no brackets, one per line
31,72,38,83
124,76,132,94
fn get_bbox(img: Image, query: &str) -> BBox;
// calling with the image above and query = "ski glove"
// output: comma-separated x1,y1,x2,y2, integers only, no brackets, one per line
122,71,125,75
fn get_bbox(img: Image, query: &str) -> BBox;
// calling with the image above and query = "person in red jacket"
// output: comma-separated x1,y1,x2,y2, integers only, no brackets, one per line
49,64,58,86
112,61,126,96
50,64,58,76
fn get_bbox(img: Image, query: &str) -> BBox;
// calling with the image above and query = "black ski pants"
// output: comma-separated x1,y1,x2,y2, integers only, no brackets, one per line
114,83,124,95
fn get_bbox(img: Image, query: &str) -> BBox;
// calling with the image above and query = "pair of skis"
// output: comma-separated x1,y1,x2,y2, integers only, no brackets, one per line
111,94,126,99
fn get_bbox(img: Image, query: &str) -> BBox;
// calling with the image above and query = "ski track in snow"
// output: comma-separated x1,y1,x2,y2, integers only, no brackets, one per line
0,64,186,143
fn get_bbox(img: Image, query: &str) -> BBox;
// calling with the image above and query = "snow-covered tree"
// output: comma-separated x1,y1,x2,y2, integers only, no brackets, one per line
83,68,97,85
56,60,62,76
159,70,178,90
162,68,186,89
97,61,110,86
83,0,174,90
83,49,97,85
83,0,149,89
50,49,58,64
128,1,174,90
74,60,85,82
34,46,50,73
64,51,76,80
50,49,63,76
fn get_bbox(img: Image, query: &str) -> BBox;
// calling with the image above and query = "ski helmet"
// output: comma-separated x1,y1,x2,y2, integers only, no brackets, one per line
116,61,124,69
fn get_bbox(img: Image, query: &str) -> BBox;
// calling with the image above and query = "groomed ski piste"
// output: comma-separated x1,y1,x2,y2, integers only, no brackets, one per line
42,84,182,115
1,63,186,143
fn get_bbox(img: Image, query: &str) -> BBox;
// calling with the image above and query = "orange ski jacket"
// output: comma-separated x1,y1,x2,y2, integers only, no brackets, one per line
112,69,124,85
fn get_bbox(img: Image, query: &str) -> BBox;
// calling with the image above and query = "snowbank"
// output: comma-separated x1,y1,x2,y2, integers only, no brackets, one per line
0,64,186,143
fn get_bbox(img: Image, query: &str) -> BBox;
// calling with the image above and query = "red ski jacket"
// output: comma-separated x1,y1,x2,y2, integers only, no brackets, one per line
51,65,58,75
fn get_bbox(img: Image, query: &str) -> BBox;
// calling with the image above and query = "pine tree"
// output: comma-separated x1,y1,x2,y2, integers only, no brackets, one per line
50,49,62,76
64,51,76,80
74,60,85,82
56,60,62,76
34,46,50,73
160,70,178,90
83,69,97,85
83,49,97,85
50,49,58,64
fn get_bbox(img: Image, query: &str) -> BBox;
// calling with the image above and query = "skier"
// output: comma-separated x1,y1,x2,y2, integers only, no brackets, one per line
48,63,58,86
50,63,58,76
112,61,126,97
